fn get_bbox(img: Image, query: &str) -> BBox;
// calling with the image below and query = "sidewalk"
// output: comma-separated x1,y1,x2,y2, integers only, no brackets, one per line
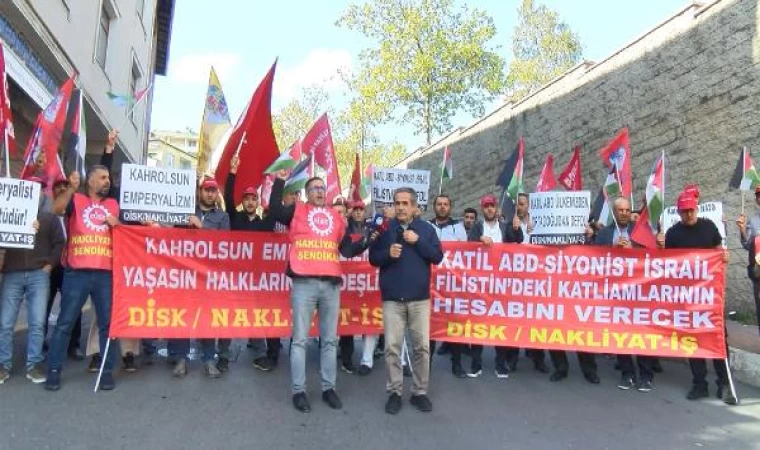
727,320,760,387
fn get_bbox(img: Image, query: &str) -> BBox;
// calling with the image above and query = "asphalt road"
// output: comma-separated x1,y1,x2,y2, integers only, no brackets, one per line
1,335,759,450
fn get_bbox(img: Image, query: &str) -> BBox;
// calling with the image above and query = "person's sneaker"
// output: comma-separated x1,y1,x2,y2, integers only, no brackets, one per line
495,363,510,379
403,365,412,378
533,360,550,374
216,357,229,373
26,365,47,384
0,366,9,384
686,384,709,400
452,363,467,379
204,361,221,378
322,389,343,410
172,359,188,378
385,393,402,414
618,375,635,390
67,347,85,361
340,360,356,374
88,354,101,373
99,372,115,391
636,379,653,393
468,361,483,378
45,369,61,391
253,357,274,372
549,371,568,382
357,364,372,376
122,353,138,373
409,394,433,412
584,372,600,384
293,392,311,413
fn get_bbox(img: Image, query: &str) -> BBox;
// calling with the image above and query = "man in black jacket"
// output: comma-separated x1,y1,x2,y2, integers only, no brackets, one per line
370,187,443,414
466,193,523,379
0,177,65,384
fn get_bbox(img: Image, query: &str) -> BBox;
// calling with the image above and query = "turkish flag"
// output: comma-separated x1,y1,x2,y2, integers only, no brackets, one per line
535,154,557,192
215,61,279,204
349,153,362,204
302,113,341,203
558,146,583,191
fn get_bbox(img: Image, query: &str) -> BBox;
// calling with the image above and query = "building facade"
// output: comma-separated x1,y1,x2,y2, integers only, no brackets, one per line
147,129,198,171
0,0,174,174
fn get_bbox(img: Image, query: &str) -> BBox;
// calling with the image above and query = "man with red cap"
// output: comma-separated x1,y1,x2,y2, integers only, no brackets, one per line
467,193,523,379
0,176,64,385
662,191,736,404
737,185,760,335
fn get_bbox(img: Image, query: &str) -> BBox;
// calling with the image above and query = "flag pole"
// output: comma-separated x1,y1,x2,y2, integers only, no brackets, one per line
660,149,665,231
234,131,247,159
116,82,154,130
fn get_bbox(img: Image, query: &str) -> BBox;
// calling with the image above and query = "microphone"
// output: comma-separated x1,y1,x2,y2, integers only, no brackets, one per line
396,226,405,244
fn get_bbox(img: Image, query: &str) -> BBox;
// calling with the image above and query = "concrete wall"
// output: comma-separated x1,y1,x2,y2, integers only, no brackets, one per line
398,0,760,317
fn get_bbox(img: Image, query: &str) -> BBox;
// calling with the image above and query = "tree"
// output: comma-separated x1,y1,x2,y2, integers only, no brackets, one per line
271,84,330,150
338,0,505,145
505,0,583,102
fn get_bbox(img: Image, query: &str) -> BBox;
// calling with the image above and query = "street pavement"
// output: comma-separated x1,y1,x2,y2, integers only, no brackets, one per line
1,335,760,450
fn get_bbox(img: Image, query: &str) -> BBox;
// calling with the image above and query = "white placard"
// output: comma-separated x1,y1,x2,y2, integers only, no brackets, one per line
663,202,726,248
0,178,41,249
528,191,591,245
119,164,196,224
372,168,431,212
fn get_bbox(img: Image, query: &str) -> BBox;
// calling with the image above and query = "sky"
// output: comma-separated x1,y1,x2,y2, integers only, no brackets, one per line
150,0,689,152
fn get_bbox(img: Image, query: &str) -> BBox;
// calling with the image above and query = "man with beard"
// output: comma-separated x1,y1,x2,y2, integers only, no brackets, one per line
225,156,281,372
169,177,230,379
462,208,478,233
467,194,523,379
428,194,468,378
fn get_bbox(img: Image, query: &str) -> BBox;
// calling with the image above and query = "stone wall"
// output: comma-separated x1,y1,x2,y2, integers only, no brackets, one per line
397,0,760,316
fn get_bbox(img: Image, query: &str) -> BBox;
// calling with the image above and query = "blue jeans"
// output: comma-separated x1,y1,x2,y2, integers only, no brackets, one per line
48,269,118,374
167,339,217,363
0,269,49,370
290,278,340,394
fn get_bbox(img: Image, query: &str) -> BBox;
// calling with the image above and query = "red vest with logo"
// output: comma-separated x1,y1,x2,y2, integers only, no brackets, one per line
288,202,344,277
64,193,119,270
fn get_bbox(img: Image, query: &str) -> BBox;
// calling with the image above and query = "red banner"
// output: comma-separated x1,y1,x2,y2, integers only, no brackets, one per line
111,226,382,338
431,242,726,359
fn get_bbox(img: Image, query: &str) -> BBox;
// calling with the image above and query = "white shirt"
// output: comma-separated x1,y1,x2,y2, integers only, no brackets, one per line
519,221,530,244
612,226,629,244
431,220,467,242
483,220,503,243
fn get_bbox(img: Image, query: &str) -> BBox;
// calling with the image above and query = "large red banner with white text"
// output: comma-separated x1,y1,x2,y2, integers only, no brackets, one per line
110,226,382,338
430,242,726,359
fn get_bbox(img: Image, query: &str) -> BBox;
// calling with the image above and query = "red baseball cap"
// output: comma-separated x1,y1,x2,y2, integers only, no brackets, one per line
200,178,219,190
52,176,69,187
242,187,258,198
480,194,498,208
683,183,700,199
352,200,365,210
677,191,698,211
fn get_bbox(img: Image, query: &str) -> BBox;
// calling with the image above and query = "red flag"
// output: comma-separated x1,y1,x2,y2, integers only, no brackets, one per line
598,129,632,198
631,203,657,249
535,154,557,193
349,153,362,204
20,76,74,186
215,61,279,204
558,146,583,191
302,113,341,203
0,43,17,165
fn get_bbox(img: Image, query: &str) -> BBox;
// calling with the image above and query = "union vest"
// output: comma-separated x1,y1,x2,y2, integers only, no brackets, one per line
288,202,344,277
64,193,119,270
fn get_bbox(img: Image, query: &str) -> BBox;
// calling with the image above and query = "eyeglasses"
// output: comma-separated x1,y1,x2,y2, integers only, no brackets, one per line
307,186,326,193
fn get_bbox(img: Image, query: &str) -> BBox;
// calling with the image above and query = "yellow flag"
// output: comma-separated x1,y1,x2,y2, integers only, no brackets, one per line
196,67,231,176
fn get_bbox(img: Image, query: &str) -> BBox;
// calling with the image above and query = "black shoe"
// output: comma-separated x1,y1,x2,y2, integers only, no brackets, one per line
357,364,372,376
436,343,451,355
122,353,138,373
533,360,549,374
292,393,311,413
322,389,343,410
253,357,274,372
385,393,402,414
44,369,61,391
613,362,621,371
452,363,467,379
636,380,653,393
67,347,85,361
216,357,229,373
99,372,115,391
246,339,254,349
267,354,280,368
495,363,510,379
584,372,600,384
719,385,739,406
618,374,635,390
506,360,518,372
686,384,709,400
410,394,433,412
651,359,663,373
341,360,355,374
403,365,412,378
468,360,482,378
88,354,101,373
549,371,568,382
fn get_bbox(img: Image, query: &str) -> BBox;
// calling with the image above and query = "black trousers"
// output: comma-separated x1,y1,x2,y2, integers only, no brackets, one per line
690,327,729,386
339,336,354,363
44,266,81,351
549,351,597,375
753,278,760,334
617,354,655,381
470,344,518,365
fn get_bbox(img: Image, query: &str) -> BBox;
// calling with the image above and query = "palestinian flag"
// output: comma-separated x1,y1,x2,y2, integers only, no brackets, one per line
264,143,299,173
729,146,760,191
284,155,311,193
631,152,665,249
441,146,453,180
598,165,621,226
496,137,525,219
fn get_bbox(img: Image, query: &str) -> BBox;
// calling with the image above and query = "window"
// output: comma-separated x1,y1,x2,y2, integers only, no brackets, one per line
163,153,175,168
96,6,111,69
180,159,192,171
187,139,197,149
129,60,142,124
